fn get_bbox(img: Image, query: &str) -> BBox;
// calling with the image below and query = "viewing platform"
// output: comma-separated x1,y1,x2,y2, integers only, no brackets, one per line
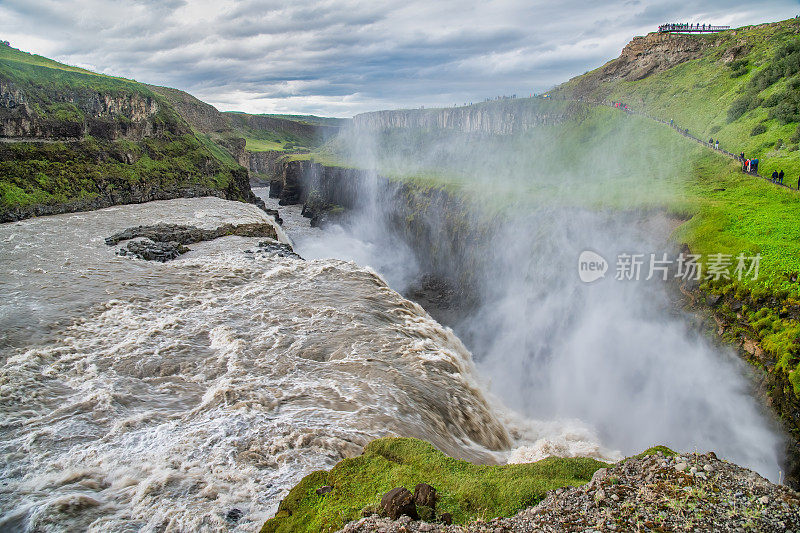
658,23,730,33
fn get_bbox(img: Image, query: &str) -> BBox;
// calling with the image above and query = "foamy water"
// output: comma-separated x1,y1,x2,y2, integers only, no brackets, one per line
0,198,535,531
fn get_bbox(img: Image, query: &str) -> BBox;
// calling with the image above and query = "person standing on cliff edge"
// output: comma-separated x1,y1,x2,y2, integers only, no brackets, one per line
778,170,784,184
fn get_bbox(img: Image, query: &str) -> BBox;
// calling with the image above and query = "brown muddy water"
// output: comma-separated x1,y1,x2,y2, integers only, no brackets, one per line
0,197,614,532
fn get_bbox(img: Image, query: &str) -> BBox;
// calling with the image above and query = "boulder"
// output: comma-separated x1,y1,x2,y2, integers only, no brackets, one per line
413,483,438,508
116,239,189,262
380,487,418,520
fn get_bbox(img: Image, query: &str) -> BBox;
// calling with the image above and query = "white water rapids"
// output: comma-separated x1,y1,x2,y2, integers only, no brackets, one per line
0,196,614,532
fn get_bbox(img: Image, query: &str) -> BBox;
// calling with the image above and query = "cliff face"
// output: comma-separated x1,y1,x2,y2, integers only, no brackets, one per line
268,158,488,301
0,43,262,221
0,78,172,140
555,30,744,100
148,85,231,134
605,32,717,82
352,99,569,134
148,84,254,167
248,150,286,183
268,159,361,209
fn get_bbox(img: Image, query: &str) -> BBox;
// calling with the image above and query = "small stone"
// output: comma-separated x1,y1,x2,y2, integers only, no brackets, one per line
611,494,620,501
675,462,688,472
704,464,714,473
690,467,698,475
380,487,418,520
316,485,333,495
414,483,438,508
696,473,707,480
759,496,769,505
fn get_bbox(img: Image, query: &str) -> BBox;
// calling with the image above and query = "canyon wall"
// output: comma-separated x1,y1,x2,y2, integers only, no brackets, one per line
0,79,176,140
0,46,262,221
352,99,572,134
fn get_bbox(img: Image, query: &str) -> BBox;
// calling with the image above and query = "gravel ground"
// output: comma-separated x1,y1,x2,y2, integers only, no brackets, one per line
340,452,800,532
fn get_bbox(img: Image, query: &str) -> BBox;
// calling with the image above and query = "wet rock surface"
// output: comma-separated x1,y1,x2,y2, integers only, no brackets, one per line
245,240,301,259
341,452,800,532
381,487,419,521
108,222,283,262
116,239,189,262
106,222,277,246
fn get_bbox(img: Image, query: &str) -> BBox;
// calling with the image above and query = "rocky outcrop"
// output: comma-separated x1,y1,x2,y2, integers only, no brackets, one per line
0,79,173,141
117,239,190,262
248,150,286,183
148,85,231,134
609,32,715,81
343,450,800,532
557,31,723,99
352,99,569,134
105,221,278,246
108,222,282,262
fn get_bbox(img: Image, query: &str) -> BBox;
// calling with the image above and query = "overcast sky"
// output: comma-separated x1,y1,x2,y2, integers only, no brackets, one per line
1,1,799,117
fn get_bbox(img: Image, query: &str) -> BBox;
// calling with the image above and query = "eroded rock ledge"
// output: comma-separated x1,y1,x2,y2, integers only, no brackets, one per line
107,222,279,261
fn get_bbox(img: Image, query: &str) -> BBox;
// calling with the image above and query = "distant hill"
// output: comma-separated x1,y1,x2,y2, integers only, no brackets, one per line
0,43,344,220
553,18,800,180
0,42,262,220
224,111,345,154
228,112,347,128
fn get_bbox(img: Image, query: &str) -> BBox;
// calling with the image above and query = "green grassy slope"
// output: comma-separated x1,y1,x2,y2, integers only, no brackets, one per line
225,111,344,153
556,18,800,182
0,43,253,219
261,437,608,533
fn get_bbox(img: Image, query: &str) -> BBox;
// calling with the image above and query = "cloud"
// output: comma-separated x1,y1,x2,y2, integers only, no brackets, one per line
1,0,798,117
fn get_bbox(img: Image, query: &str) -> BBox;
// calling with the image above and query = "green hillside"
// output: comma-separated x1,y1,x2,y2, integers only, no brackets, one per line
0,42,254,220
225,111,343,153
261,437,607,533
555,18,800,182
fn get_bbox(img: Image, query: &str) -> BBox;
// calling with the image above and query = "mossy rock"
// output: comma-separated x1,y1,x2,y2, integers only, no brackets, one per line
260,437,608,533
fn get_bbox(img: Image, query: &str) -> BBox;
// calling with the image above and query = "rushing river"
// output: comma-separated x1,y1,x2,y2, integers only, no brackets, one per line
0,196,616,532
254,184,788,485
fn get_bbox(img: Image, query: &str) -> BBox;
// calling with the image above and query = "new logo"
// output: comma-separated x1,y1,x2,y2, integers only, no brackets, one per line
578,250,608,283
